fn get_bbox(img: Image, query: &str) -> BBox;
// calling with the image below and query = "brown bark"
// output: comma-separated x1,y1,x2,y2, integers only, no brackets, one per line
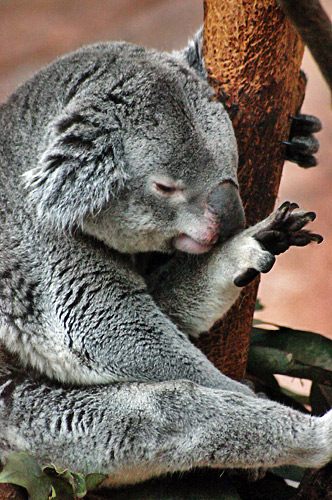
195,0,306,381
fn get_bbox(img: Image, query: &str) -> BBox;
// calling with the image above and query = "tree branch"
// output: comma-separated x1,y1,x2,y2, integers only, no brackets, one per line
277,0,332,97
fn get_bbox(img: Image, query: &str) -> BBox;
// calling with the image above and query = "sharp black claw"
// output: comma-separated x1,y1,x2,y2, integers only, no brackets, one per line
285,152,318,168
282,140,308,151
279,201,291,212
290,230,323,246
309,233,323,244
306,212,316,222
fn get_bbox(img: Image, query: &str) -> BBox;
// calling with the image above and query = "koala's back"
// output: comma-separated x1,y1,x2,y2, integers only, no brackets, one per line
0,42,134,186
0,41,162,236
0,42,138,362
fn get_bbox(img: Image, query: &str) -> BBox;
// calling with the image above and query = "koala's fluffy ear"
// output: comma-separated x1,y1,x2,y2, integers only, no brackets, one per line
179,27,206,78
24,98,128,230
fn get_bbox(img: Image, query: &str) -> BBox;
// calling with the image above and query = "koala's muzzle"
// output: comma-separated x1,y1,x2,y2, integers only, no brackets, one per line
207,182,245,241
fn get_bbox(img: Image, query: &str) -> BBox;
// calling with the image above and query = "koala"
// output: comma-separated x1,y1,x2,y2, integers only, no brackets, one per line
0,29,330,486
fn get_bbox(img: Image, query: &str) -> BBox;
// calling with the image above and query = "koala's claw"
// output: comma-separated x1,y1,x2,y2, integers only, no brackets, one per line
284,114,322,168
234,268,260,287
254,201,323,256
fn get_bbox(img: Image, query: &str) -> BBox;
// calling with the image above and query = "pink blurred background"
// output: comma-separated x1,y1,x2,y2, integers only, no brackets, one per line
1,0,331,339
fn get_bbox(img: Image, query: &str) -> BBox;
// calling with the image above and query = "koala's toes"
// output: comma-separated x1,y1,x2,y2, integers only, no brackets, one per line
284,135,319,155
288,230,323,246
254,202,323,255
284,138,319,168
283,114,321,168
290,114,322,135
269,201,299,226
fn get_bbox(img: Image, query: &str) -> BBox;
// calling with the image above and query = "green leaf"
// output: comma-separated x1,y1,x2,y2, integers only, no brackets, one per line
270,465,306,483
280,387,311,406
253,318,266,325
85,472,108,491
47,478,75,500
255,299,264,311
43,465,87,498
248,344,332,386
248,346,294,373
251,326,332,371
0,452,52,500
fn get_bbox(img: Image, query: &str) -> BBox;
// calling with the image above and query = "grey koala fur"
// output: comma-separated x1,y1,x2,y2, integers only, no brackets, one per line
0,29,331,486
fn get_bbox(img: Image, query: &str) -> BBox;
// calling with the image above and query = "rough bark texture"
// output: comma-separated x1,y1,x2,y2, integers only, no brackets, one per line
195,0,306,381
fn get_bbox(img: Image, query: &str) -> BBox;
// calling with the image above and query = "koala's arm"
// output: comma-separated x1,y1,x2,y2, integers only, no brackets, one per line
11,233,250,396
147,202,322,336
2,364,332,483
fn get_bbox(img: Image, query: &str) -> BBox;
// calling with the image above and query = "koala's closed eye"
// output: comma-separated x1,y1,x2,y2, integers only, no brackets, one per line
153,182,178,195
152,179,185,198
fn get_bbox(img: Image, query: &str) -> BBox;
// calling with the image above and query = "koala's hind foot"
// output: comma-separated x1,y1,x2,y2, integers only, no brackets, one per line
284,113,322,168
232,201,323,287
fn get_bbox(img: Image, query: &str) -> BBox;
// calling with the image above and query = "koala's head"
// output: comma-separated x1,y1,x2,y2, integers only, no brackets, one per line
24,38,245,255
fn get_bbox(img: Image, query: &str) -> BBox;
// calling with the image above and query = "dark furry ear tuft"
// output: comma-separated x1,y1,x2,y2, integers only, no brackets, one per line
23,100,128,230
180,27,206,78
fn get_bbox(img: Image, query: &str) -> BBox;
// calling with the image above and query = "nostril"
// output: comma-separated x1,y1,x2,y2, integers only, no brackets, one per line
207,181,245,241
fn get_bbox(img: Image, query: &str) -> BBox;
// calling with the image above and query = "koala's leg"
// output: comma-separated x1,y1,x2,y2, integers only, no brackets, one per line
2,371,332,485
148,202,322,336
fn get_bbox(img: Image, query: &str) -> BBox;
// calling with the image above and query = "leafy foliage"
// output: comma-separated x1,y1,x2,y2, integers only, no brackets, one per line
243,322,332,498
0,453,52,500
0,453,107,500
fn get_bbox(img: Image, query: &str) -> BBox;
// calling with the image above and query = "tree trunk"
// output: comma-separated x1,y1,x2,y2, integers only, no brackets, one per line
195,0,306,381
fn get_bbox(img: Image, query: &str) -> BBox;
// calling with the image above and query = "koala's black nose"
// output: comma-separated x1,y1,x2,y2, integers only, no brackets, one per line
207,182,245,241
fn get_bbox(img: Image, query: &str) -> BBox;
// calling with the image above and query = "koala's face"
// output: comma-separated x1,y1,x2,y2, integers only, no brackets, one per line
23,42,244,255
83,56,244,254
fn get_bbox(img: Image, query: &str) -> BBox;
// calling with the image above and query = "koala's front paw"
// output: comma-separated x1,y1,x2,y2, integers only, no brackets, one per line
233,202,323,288
254,201,323,254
